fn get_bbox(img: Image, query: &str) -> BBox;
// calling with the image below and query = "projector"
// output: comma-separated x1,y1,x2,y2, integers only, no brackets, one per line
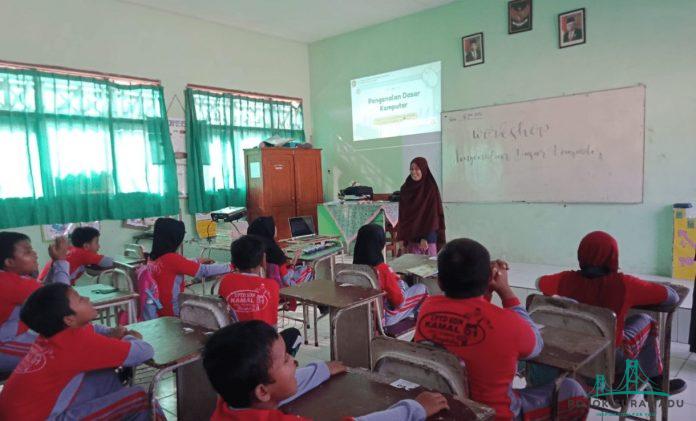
210,207,247,222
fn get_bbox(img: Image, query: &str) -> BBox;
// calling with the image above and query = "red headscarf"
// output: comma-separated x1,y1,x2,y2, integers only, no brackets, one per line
397,157,446,247
539,231,628,345
577,231,619,275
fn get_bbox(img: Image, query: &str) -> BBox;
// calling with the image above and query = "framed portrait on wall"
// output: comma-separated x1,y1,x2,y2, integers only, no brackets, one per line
558,8,586,48
462,32,484,67
508,0,532,34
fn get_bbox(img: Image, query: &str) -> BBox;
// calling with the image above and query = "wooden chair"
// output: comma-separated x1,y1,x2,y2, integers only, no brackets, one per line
175,293,230,420
335,264,415,340
384,221,401,258
370,336,468,398
179,292,232,330
526,294,659,421
94,268,135,293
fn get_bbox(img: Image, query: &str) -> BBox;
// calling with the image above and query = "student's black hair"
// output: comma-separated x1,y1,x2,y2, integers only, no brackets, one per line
437,238,492,299
203,321,279,408
70,226,100,248
0,232,30,270
20,283,75,338
230,235,265,271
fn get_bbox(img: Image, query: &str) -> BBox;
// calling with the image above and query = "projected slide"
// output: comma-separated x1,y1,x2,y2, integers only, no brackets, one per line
351,61,441,141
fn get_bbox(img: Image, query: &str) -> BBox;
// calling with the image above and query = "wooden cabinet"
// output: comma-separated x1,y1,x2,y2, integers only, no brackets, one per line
245,148,323,239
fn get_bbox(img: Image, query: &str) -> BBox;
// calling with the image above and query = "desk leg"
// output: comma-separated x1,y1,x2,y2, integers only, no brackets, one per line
330,255,335,281
313,305,319,347
302,302,309,345
661,311,674,421
331,298,379,368
329,308,337,360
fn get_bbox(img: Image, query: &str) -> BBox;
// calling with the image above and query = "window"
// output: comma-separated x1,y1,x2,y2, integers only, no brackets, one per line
185,87,305,213
0,65,179,228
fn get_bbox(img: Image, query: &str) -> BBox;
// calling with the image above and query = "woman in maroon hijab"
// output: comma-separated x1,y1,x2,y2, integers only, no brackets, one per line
397,157,445,256
537,231,685,393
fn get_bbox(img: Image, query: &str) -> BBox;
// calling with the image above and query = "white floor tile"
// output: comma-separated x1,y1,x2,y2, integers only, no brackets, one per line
665,401,696,419
669,378,696,406
670,341,694,360
678,358,696,381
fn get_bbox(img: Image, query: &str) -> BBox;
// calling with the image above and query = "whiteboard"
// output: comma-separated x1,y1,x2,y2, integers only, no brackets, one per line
441,86,645,203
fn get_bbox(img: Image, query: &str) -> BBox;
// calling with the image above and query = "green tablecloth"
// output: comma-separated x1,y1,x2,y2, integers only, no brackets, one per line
320,201,399,248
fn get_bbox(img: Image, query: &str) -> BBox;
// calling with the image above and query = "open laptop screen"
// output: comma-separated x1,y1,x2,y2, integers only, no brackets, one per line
289,216,315,238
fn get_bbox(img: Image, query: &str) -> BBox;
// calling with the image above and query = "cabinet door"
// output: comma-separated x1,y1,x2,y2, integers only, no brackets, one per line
293,150,323,231
264,152,296,239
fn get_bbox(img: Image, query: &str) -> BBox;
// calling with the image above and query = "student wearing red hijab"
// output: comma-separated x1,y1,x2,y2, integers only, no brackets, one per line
397,157,445,257
537,231,685,394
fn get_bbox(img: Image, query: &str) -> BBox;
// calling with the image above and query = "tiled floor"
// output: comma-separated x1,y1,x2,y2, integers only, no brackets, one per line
586,342,696,420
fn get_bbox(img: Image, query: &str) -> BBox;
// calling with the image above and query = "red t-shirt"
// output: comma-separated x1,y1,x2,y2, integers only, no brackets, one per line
219,273,279,326
0,271,40,338
538,272,668,345
0,324,131,420
373,263,404,308
211,397,310,421
414,295,537,421
38,247,105,285
149,253,201,317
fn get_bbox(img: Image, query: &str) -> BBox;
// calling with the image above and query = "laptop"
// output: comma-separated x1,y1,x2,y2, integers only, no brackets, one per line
289,215,316,240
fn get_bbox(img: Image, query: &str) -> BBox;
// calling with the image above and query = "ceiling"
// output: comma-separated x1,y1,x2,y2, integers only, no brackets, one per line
118,0,455,43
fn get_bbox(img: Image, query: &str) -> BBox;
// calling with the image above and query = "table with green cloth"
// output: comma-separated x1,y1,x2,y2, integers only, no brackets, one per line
318,201,398,250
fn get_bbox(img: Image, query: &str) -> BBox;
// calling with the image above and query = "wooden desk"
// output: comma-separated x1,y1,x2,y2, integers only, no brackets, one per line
127,317,210,368
75,283,139,325
530,326,611,374
283,238,343,280
128,317,214,420
633,283,689,421
280,281,384,359
390,254,435,275
281,369,494,421
389,254,441,294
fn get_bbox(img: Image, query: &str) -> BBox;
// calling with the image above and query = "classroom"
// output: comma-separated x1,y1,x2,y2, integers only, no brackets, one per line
0,0,695,420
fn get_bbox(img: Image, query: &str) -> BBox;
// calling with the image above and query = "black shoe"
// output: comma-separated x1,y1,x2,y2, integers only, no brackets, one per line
649,376,687,395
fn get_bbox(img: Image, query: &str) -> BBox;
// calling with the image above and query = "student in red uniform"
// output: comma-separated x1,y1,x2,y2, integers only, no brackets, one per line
0,232,70,373
247,216,313,287
415,239,588,421
353,224,428,327
148,217,232,317
203,320,449,421
219,235,302,355
38,226,114,285
537,231,685,393
0,283,163,420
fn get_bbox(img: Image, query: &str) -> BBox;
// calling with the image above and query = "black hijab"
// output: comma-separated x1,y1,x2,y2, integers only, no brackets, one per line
247,216,287,265
150,218,185,261
353,224,386,267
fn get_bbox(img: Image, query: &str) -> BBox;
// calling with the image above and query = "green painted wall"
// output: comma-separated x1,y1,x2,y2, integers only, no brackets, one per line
309,0,696,275
0,0,311,262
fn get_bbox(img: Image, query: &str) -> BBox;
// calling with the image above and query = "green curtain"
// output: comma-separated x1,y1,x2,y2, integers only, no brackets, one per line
0,68,179,229
185,88,305,214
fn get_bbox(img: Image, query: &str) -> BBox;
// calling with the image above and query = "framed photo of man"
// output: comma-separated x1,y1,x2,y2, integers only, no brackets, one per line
508,0,532,34
462,33,484,67
558,8,585,48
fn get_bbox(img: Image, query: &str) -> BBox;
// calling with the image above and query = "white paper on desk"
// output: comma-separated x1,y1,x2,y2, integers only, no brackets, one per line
407,264,438,278
390,379,420,390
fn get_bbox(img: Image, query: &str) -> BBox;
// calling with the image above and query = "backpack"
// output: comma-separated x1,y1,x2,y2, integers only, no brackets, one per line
136,264,163,321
